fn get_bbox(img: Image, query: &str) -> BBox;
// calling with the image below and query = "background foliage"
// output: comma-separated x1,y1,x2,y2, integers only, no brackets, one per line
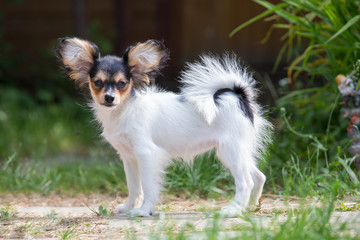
0,0,359,199
231,0,360,197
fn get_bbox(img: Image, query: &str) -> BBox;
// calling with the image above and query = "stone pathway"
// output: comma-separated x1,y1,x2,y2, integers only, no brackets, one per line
0,194,359,239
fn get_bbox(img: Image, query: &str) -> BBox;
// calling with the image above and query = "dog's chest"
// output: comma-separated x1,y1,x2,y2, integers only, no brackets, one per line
102,120,130,145
102,127,134,158
95,109,133,154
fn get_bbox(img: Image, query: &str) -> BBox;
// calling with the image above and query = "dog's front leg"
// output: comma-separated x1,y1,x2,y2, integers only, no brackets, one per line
128,147,167,217
113,157,143,214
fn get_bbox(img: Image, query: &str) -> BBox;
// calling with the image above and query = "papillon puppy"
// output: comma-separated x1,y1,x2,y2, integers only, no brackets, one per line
55,37,272,217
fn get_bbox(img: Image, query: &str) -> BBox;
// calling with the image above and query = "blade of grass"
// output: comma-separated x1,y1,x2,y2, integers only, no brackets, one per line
229,2,288,37
337,157,359,185
281,108,327,151
255,0,310,28
284,0,327,20
325,15,360,44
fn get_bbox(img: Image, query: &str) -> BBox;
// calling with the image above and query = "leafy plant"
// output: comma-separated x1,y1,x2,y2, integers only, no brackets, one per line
230,0,360,197
336,202,360,211
230,0,360,88
87,205,110,217
265,106,359,197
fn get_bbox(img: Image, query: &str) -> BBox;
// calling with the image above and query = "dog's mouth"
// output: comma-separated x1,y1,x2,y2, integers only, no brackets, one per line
101,102,117,108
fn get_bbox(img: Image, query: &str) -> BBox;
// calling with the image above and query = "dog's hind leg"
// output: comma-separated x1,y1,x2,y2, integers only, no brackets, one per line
249,167,266,207
113,157,143,214
217,140,254,217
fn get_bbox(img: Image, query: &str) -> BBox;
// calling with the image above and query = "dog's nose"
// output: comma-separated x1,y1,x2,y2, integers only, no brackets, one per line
105,94,115,103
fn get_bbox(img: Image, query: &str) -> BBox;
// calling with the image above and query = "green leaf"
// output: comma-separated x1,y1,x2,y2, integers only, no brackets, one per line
284,0,327,20
325,15,360,43
229,2,288,37
255,0,309,28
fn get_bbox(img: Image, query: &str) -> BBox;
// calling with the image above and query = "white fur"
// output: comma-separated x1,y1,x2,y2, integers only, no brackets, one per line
93,55,272,217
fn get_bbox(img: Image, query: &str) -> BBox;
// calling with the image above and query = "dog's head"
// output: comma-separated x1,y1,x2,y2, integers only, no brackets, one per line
55,37,169,108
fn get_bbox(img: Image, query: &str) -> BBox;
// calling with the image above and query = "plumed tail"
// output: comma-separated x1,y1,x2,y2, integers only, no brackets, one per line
180,54,257,125
180,54,272,160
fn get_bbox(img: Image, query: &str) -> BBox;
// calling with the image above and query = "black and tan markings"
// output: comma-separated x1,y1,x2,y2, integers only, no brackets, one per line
55,37,169,106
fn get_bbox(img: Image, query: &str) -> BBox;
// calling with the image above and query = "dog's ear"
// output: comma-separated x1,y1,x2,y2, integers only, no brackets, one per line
123,40,169,88
55,37,100,87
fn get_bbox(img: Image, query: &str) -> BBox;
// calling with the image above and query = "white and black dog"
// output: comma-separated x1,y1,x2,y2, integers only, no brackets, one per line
55,38,272,217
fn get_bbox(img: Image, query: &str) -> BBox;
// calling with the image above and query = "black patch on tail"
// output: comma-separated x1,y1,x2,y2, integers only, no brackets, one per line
213,86,254,124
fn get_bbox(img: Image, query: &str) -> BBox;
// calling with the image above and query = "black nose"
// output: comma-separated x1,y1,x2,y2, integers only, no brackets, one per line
105,94,115,103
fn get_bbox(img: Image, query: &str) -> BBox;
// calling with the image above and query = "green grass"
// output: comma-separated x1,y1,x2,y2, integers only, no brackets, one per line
0,207,12,220
58,227,79,240
0,86,358,198
0,148,234,197
0,86,98,160
236,201,357,239
265,104,359,197
125,200,359,239
166,151,234,199
1,131,357,198
0,152,127,195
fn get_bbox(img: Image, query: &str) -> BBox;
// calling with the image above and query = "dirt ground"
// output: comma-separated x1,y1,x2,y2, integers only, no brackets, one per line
0,194,359,239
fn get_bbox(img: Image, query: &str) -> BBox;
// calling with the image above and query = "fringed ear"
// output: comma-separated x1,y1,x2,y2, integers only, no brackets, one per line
55,37,100,87
123,40,169,89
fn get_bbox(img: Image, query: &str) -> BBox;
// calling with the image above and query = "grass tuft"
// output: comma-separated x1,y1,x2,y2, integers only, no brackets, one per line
58,227,79,240
0,152,126,195
165,151,234,198
236,200,354,240
0,206,16,220
124,200,359,239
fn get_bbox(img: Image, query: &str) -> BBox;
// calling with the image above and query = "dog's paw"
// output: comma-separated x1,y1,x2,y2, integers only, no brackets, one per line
113,204,131,215
128,208,153,217
218,202,244,218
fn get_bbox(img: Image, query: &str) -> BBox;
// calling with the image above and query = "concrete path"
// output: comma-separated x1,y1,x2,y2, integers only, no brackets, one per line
0,194,359,239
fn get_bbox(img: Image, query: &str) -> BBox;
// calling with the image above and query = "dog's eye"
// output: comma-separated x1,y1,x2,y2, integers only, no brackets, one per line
94,80,104,88
116,81,127,89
